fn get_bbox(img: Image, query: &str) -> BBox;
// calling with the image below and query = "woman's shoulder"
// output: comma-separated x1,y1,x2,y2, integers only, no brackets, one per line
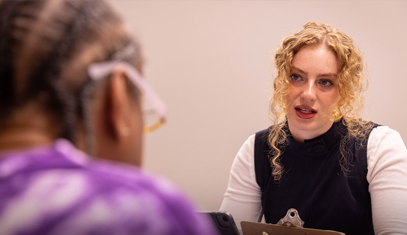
367,125,406,174
368,125,405,148
0,140,217,234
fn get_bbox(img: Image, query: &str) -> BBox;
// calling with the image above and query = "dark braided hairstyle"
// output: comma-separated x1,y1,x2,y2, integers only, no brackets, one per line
0,0,21,125
0,0,142,149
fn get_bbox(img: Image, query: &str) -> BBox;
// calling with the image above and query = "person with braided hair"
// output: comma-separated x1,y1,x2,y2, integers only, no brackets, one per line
220,22,407,234
0,1,218,234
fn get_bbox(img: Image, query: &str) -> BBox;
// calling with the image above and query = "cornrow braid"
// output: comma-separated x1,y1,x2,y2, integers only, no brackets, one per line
0,0,142,154
28,0,99,143
0,0,25,127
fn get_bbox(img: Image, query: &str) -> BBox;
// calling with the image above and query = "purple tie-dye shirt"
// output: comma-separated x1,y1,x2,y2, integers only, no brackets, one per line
0,139,218,235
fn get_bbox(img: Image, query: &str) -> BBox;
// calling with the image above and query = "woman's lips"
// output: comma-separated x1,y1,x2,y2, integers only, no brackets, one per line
295,106,317,119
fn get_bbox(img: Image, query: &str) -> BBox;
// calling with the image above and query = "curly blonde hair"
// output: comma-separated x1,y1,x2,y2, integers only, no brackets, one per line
268,22,371,181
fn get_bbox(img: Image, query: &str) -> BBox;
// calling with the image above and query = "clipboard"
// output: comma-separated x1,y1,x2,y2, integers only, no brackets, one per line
241,209,345,235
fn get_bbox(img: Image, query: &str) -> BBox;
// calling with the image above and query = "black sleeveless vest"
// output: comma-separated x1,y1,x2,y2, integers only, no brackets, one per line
254,120,379,235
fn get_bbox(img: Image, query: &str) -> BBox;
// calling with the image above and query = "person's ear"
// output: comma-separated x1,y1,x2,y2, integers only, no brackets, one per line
106,67,132,140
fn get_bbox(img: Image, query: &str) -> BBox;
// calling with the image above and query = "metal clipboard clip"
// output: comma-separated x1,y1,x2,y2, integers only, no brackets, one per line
277,208,305,227
241,208,345,235
262,209,304,235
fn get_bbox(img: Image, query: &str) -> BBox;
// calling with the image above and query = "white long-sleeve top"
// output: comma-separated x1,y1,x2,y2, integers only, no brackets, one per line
220,126,407,234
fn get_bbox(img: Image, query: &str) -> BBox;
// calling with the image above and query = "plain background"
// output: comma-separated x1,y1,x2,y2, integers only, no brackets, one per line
108,0,407,211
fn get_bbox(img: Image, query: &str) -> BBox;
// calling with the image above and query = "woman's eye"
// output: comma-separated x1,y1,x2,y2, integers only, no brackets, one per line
289,74,301,81
319,79,333,87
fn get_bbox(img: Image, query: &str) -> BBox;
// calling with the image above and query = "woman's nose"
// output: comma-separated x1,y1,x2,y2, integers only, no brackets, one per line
300,81,316,101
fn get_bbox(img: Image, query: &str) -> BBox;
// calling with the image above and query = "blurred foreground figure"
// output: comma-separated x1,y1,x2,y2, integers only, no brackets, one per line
0,1,218,234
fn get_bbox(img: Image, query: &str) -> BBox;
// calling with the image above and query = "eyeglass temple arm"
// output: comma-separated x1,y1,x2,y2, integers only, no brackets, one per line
88,61,167,120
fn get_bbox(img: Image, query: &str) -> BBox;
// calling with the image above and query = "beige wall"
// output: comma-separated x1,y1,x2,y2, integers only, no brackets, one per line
108,0,407,211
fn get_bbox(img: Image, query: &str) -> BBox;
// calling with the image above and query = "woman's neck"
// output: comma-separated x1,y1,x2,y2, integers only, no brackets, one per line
0,127,55,152
0,102,60,153
288,121,334,143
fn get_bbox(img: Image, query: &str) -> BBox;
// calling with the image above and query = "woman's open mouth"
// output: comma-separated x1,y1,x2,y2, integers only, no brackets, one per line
295,106,317,119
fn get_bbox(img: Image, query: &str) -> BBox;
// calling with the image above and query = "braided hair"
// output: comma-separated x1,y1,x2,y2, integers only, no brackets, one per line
0,0,142,150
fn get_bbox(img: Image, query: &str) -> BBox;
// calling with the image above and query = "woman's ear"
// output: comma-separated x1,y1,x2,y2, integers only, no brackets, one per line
91,66,143,166
105,67,133,140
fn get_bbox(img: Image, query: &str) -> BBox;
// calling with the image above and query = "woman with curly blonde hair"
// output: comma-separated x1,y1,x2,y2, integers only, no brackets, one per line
220,22,407,234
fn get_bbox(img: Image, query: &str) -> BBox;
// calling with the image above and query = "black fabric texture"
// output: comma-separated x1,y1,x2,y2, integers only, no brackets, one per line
254,120,379,235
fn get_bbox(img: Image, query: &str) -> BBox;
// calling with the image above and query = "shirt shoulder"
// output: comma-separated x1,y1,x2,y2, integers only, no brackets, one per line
0,140,217,235
367,125,407,183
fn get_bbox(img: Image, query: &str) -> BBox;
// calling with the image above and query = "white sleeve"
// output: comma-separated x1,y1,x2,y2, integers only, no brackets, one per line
219,134,262,228
367,126,407,234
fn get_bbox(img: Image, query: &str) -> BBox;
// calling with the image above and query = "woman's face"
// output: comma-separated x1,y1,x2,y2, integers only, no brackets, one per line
286,44,340,142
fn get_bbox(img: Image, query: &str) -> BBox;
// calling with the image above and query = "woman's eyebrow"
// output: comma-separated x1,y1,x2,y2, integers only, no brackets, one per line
291,65,337,78
291,66,307,75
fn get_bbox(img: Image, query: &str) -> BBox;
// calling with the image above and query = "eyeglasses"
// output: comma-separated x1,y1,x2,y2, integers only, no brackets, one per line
88,61,167,134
